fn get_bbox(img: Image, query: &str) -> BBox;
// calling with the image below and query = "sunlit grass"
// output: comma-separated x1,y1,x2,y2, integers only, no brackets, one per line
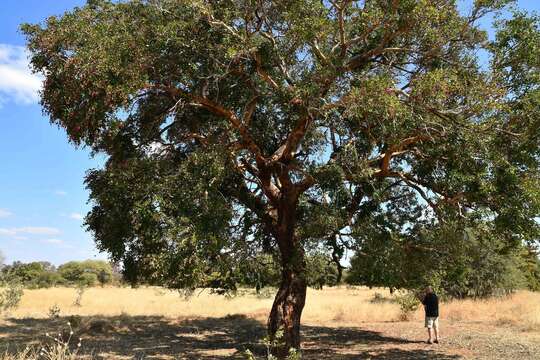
6,286,540,332
1,286,539,359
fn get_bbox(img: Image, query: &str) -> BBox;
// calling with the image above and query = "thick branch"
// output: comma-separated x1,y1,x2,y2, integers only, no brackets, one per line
272,114,313,164
376,135,431,176
253,51,280,90
146,83,267,164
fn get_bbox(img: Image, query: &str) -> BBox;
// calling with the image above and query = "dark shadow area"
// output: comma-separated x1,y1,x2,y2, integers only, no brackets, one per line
301,325,461,360
0,315,462,359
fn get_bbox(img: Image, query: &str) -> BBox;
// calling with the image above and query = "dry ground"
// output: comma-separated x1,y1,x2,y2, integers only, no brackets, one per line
0,286,539,359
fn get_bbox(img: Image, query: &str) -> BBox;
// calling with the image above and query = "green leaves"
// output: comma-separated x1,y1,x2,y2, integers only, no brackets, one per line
492,10,540,94
23,1,540,295
343,75,408,124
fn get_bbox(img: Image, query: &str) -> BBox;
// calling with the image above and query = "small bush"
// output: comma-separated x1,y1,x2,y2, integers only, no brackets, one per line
0,280,23,315
73,286,85,307
394,291,420,321
48,304,61,319
40,322,82,360
243,328,302,360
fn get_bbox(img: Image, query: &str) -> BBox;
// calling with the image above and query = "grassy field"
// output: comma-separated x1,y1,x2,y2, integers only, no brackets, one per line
1,286,539,359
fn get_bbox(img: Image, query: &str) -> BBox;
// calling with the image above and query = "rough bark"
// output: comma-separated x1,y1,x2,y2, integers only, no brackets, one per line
267,245,307,358
267,194,307,358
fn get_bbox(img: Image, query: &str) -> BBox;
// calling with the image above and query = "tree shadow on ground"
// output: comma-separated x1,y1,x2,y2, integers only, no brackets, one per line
0,315,461,359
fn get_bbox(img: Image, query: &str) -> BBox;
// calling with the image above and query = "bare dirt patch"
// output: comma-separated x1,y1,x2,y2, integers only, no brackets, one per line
0,315,539,359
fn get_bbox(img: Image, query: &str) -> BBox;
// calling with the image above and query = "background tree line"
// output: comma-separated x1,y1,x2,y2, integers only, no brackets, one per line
346,223,540,298
235,226,540,299
0,258,118,289
1,239,538,297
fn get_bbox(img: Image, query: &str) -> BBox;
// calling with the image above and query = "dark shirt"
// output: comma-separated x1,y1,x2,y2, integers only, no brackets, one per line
422,293,439,317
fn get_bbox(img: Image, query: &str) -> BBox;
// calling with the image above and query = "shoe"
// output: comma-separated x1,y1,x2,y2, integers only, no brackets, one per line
434,340,439,344
427,340,433,344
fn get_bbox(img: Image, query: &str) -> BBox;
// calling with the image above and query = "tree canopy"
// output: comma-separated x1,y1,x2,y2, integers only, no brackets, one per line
23,0,539,355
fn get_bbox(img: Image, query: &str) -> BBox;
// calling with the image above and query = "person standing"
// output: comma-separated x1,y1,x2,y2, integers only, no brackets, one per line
420,286,440,344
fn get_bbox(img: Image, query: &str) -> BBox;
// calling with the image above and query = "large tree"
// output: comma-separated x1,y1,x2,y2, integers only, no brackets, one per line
23,0,539,356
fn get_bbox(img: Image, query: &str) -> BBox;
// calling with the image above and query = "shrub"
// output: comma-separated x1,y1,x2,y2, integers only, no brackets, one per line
48,304,61,319
40,323,82,360
394,291,420,321
243,328,302,360
73,286,86,307
0,278,23,315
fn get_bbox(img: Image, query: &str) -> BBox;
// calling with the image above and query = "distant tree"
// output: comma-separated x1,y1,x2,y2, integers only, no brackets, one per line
238,253,281,293
347,222,537,298
58,260,113,286
0,251,5,270
36,271,64,288
57,262,85,283
38,261,56,273
7,262,45,285
109,261,124,285
78,272,99,287
24,0,539,355
97,269,111,287
0,261,61,288
519,245,540,291
239,252,339,291
305,253,339,289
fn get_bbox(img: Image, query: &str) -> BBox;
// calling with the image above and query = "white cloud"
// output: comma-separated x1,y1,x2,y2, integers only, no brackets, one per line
42,238,63,244
18,227,61,235
0,209,12,218
55,190,68,196
69,213,84,221
0,226,61,236
0,228,16,236
0,44,41,105
40,238,74,249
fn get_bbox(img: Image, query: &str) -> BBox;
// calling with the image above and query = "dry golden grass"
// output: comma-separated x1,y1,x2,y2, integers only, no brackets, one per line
9,286,274,319
2,286,540,359
7,286,540,332
443,291,540,331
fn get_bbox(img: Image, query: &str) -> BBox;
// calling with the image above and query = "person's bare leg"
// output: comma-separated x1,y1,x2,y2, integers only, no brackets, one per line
434,323,440,343
427,327,433,343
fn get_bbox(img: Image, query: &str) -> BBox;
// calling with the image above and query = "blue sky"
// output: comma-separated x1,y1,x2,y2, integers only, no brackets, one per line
0,0,101,265
0,1,538,266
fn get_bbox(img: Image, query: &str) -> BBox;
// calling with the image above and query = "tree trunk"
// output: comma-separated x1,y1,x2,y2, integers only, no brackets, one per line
336,264,343,285
268,247,307,358
267,193,306,358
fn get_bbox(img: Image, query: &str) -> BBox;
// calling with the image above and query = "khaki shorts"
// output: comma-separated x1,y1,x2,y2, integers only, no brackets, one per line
425,316,439,329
